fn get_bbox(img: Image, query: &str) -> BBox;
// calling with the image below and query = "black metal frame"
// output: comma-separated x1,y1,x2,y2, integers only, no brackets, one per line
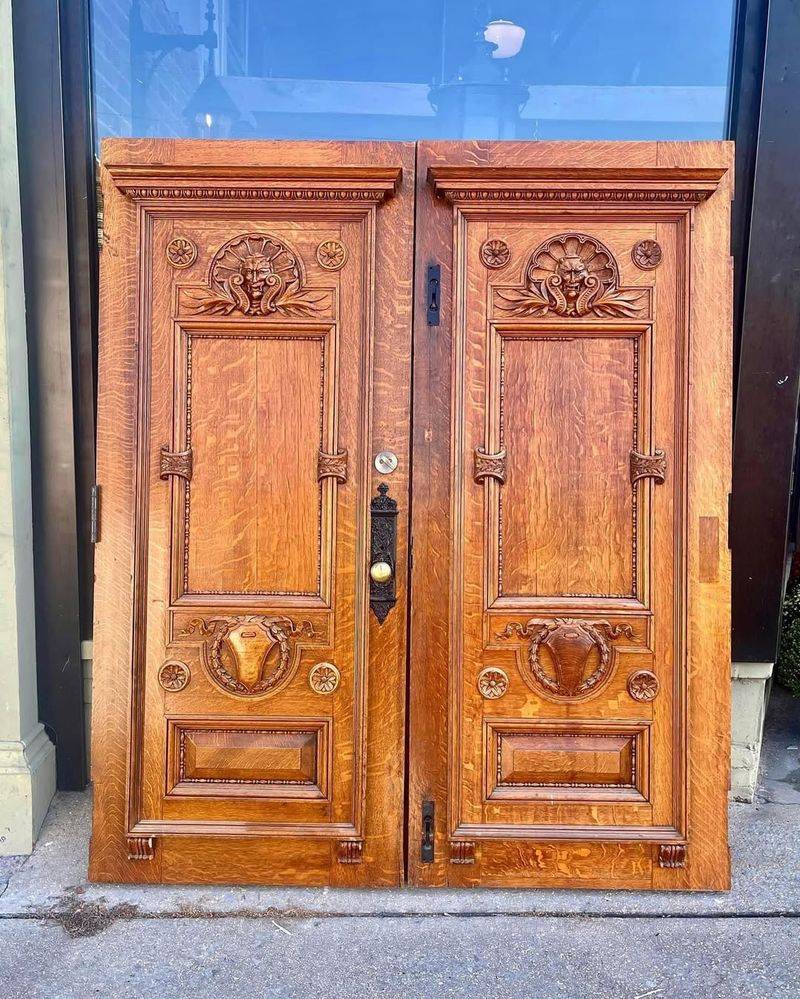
11,0,95,790
729,0,800,664
9,0,796,790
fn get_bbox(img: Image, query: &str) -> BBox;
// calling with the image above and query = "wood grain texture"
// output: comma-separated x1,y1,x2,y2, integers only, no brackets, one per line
408,141,732,891
90,140,414,887
92,139,730,891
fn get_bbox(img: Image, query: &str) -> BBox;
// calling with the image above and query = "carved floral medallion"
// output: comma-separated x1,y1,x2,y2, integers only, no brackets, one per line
309,661,341,694
179,615,314,697
499,618,632,700
632,239,663,270
316,239,348,270
185,233,324,317
480,238,510,269
166,236,198,269
477,667,509,699
158,660,191,692
496,233,644,318
627,669,660,702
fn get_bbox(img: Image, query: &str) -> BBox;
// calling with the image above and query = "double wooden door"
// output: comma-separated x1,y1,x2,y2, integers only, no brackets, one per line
90,140,732,890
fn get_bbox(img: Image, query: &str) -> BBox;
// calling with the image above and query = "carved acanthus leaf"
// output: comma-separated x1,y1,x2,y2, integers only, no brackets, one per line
496,233,645,319
185,233,326,318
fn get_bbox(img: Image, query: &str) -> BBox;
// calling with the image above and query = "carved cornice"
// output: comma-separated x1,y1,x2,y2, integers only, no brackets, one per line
107,165,402,205
428,166,727,206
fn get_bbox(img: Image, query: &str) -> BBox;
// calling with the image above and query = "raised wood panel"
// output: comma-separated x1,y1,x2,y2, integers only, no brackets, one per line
167,717,328,798
186,333,325,598
90,140,414,887
501,334,637,599
486,720,648,803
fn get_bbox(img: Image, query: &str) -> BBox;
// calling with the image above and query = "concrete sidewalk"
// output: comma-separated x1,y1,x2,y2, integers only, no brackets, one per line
1,687,798,998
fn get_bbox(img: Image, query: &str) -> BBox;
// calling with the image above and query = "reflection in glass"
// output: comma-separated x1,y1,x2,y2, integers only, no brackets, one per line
93,1,736,144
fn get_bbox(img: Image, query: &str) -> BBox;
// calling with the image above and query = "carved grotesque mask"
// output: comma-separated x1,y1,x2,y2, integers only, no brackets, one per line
557,254,589,302
239,254,273,304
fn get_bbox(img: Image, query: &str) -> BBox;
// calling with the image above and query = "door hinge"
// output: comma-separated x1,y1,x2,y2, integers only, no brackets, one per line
90,484,100,544
420,799,435,863
426,264,441,326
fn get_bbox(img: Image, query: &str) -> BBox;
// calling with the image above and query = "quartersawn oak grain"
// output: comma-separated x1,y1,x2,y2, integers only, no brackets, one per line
408,141,732,891
90,140,414,887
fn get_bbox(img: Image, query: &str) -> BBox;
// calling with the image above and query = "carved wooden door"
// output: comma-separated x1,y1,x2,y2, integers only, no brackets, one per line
90,141,414,885
408,142,733,889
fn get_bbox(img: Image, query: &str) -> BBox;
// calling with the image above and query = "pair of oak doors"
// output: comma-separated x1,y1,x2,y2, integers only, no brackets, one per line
90,139,732,890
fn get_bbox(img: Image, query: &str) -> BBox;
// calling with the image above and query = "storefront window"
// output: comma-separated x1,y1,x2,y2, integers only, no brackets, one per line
91,1,737,144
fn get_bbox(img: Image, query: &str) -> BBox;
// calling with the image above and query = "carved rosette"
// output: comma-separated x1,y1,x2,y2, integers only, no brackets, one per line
179,615,314,698
480,238,510,269
474,446,507,485
316,239,348,270
317,449,348,484
658,844,687,869
338,839,363,864
627,669,660,703
477,667,509,699
632,239,663,270
184,233,325,317
630,449,667,486
496,232,644,319
127,836,155,861
499,618,633,701
159,446,193,482
158,660,191,692
309,662,340,694
166,236,198,269
449,841,476,865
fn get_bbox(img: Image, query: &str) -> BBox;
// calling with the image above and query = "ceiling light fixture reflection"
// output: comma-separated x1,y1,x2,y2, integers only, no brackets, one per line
484,19,526,59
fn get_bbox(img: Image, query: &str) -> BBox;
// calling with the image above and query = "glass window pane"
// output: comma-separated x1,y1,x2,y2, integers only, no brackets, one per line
91,1,736,144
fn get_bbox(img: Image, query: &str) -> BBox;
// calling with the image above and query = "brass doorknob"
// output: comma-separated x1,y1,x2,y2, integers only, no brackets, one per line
370,561,393,584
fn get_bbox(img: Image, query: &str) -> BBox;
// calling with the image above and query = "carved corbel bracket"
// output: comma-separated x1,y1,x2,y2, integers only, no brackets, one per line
474,446,507,485
337,839,364,864
160,445,193,482
657,844,687,869
127,836,155,861
317,448,348,484
630,448,667,486
449,841,476,865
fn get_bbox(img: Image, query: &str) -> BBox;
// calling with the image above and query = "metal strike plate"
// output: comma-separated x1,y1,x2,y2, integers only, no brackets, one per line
369,483,398,623
374,450,398,474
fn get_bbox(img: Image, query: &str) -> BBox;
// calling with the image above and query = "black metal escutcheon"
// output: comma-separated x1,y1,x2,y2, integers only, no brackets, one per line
369,483,398,623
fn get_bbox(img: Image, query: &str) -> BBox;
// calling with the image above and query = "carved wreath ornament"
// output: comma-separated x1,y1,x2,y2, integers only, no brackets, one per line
180,615,314,697
185,233,325,317
496,233,644,319
499,618,632,700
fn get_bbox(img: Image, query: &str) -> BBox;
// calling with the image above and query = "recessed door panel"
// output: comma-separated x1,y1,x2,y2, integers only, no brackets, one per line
501,333,636,599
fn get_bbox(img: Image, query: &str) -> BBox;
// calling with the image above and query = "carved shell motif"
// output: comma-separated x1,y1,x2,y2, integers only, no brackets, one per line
496,233,644,319
179,615,314,697
184,233,325,317
499,618,632,700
